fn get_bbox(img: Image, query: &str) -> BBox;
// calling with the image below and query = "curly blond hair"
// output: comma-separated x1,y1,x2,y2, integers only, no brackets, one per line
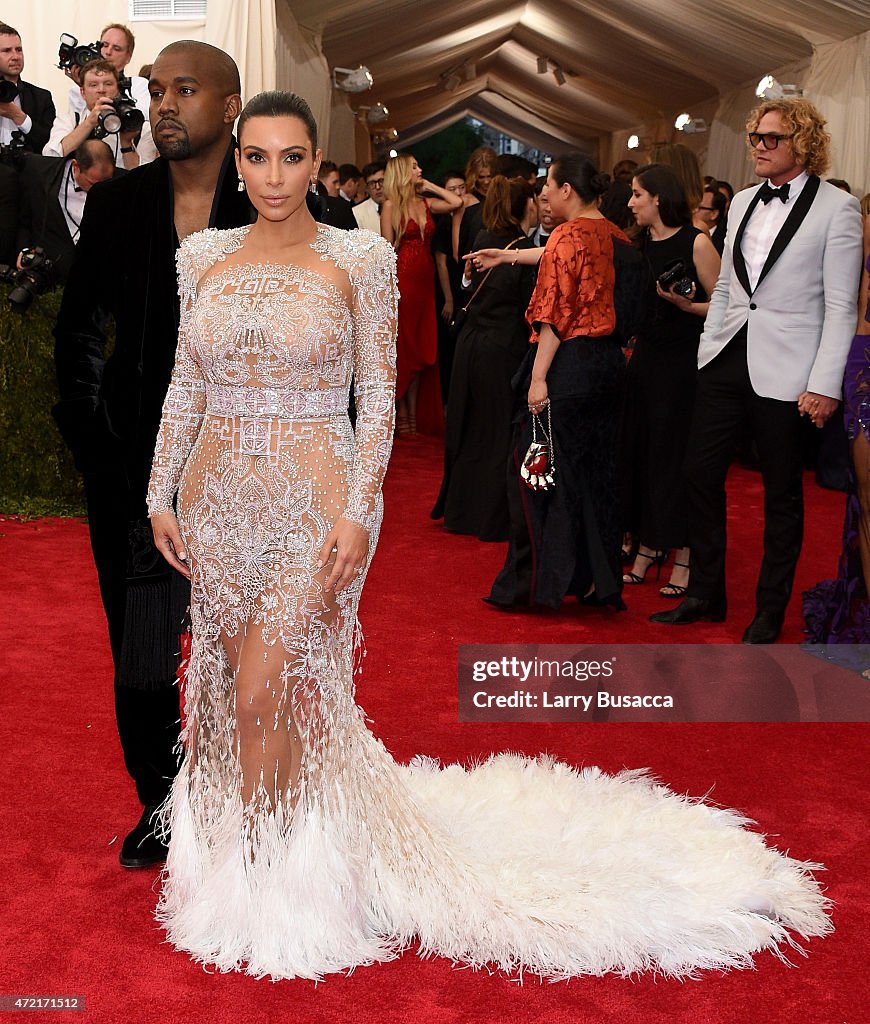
746,98,831,177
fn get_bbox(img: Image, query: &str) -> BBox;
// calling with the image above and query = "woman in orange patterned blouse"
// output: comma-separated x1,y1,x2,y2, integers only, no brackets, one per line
471,154,630,609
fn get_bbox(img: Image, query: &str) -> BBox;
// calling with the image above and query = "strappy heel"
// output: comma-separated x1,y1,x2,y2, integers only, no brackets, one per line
659,561,690,598
622,550,666,585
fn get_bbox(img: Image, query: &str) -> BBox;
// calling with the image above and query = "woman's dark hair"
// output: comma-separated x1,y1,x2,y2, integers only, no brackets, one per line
632,163,692,228
549,153,610,203
237,91,318,151
482,175,534,236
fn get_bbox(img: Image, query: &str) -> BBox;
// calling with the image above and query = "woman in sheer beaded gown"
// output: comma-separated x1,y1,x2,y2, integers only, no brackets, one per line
147,92,831,982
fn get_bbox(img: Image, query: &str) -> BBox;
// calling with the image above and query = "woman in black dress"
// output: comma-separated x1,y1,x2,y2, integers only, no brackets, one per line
432,176,538,540
621,164,720,597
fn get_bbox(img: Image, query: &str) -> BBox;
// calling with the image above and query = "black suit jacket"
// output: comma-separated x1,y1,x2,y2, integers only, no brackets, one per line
16,79,56,154
15,154,125,284
53,144,255,511
0,163,18,263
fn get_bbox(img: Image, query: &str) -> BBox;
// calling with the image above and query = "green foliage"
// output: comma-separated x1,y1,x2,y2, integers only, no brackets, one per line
0,283,85,515
409,118,485,187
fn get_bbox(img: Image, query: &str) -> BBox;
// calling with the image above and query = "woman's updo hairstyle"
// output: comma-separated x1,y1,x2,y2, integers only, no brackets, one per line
550,153,610,204
237,90,318,151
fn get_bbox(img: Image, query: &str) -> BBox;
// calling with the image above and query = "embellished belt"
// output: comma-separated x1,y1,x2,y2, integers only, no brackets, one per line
205,384,348,419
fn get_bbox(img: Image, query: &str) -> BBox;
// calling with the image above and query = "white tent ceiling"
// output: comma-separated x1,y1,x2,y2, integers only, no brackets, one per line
291,0,870,153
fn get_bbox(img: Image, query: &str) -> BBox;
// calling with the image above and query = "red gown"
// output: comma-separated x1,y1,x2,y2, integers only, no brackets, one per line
395,201,443,433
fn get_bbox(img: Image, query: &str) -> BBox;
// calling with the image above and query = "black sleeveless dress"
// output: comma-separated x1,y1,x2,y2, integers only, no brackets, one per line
620,225,706,550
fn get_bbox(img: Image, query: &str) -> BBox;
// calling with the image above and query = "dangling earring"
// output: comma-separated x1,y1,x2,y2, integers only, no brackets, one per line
238,174,246,192
309,178,318,195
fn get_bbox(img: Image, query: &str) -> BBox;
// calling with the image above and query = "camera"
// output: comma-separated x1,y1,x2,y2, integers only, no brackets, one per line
0,79,18,103
0,248,56,313
0,130,25,169
57,33,102,72
657,259,695,298
92,76,145,139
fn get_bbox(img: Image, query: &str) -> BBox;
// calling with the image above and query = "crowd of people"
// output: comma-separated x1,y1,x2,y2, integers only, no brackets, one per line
0,16,864,984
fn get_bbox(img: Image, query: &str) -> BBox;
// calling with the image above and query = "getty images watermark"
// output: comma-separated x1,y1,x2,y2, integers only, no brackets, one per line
458,644,870,723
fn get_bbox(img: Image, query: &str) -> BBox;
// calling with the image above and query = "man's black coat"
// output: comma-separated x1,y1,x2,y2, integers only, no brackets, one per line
16,79,56,154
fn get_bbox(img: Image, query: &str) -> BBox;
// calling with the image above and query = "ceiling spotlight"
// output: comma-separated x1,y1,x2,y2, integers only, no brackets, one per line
755,74,802,100
627,134,640,150
332,66,373,93
443,71,462,91
674,112,692,131
463,62,476,81
389,148,398,158
553,65,566,86
536,56,548,74
674,115,707,134
366,102,389,125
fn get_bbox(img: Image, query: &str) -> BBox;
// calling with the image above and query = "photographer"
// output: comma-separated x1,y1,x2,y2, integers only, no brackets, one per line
65,24,154,162
0,23,55,154
43,61,142,170
15,139,117,286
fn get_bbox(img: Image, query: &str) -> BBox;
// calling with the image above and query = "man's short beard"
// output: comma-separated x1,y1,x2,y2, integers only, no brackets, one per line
156,134,192,160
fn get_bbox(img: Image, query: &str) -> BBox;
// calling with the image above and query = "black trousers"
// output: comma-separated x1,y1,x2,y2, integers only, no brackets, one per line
684,327,804,613
84,471,181,808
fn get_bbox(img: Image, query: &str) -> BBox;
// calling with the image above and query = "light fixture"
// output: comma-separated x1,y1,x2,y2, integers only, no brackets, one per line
332,66,373,93
627,134,640,150
443,71,462,91
755,74,803,100
389,148,398,158
365,102,389,125
674,113,707,134
536,56,548,74
463,63,476,81
552,65,566,86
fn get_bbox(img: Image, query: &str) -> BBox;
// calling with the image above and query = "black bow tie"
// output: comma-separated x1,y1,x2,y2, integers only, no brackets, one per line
758,182,790,204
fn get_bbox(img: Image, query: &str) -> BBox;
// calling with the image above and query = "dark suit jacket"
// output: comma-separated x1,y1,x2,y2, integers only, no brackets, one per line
53,144,255,512
15,154,124,284
321,194,358,230
16,79,56,154
0,163,18,263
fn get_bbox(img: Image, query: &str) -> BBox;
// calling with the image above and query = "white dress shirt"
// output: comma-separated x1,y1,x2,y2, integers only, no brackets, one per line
0,92,31,144
741,170,809,290
57,160,87,242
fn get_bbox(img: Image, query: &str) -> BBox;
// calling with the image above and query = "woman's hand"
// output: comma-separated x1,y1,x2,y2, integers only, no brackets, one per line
151,511,191,579
656,280,696,312
528,379,549,413
464,247,503,271
317,518,370,593
441,296,454,322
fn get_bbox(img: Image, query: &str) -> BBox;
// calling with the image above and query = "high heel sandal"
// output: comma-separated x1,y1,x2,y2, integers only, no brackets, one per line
659,562,690,598
396,410,411,436
622,550,666,585
408,411,418,436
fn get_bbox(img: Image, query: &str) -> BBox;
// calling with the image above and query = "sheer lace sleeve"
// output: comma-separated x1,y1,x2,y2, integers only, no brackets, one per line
343,233,398,531
146,243,206,516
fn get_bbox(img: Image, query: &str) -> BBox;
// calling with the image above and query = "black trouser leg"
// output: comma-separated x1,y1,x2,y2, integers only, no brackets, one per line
750,393,804,613
684,335,750,604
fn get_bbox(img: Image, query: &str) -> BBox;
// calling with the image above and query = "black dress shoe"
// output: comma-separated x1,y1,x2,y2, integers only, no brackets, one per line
742,610,784,644
649,596,726,625
119,804,168,869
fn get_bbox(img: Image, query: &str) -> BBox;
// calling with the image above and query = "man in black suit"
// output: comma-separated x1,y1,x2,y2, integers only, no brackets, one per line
16,140,117,284
53,41,255,869
0,23,55,154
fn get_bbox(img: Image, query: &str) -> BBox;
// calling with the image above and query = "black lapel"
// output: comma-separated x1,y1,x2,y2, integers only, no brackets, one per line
755,175,820,289
732,187,764,296
211,140,255,229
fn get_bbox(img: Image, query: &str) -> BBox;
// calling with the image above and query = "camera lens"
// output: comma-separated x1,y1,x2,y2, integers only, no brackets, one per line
100,111,123,135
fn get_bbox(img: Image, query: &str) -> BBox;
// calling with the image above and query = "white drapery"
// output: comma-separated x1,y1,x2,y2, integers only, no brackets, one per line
204,0,276,102
274,0,331,149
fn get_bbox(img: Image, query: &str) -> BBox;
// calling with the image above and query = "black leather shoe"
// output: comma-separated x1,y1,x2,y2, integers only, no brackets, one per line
119,804,167,869
742,610,784,644
649,596,727,624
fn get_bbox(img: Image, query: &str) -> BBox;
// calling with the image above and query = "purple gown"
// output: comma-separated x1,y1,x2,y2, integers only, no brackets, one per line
803,255,870,663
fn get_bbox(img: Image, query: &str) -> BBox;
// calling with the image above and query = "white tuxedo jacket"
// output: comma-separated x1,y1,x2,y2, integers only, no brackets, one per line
353,197,381,234
697,176,863,400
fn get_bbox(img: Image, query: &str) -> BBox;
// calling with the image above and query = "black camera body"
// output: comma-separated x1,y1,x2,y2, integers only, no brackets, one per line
92,76,145,139
0,129,25,169
0,79,18,103
0,248,56,313
57,33,102,71
657,258,695,298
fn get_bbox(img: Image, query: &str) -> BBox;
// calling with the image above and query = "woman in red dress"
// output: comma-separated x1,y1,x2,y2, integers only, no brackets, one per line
381,153,462,434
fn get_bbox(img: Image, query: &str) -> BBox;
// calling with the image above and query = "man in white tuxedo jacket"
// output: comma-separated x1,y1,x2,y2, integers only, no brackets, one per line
651,98,863,643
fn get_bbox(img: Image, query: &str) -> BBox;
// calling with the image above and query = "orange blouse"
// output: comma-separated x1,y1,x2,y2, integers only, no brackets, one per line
526,217,629,342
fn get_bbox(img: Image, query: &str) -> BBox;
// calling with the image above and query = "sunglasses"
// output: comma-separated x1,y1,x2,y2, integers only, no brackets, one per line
747,132,794,150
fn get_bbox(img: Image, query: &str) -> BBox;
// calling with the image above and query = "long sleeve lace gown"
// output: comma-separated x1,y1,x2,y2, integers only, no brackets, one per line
146,223,831,981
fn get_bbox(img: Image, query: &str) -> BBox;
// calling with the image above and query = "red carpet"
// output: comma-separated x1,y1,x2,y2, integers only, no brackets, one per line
1,438,868,1023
